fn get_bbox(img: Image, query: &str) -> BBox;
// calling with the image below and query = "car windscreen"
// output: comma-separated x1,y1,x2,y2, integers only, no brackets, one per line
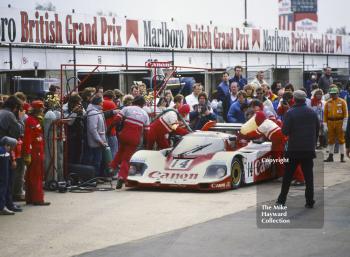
172,136,225,156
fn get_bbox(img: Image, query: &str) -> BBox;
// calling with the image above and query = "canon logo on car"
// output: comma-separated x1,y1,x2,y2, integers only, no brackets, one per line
148,171,198,180
254,156,272,176
211,183,225,189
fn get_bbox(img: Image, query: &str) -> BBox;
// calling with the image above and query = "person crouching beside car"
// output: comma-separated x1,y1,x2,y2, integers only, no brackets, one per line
147,104,190,150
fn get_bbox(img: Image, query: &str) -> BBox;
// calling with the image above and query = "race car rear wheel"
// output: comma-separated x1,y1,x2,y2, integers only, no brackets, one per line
231,157,243,189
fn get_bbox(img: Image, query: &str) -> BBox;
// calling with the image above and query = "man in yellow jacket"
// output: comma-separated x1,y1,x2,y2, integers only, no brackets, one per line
324,86,348,162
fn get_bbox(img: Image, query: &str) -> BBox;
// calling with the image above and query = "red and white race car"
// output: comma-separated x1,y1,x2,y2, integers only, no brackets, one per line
126,124,278,191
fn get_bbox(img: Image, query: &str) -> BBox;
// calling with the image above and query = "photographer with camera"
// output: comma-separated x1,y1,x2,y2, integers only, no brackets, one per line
63,93,85,164
277,91,294,120
189,92,216,130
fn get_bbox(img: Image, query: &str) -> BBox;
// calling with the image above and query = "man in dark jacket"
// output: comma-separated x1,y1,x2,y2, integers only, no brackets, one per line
216,72,230,102
346,118,350,158
0,96,24,214
222,82,238,122
229,65,247,90
318,67,333,94
277,90,320,208
0,96,23,140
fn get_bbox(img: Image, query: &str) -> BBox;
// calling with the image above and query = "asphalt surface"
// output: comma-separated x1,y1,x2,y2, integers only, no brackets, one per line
77,180,350,257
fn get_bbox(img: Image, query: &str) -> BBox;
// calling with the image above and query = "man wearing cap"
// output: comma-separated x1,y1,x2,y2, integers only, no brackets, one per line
23,100,50,206
277,90,319,208
147,104,190,150
324,86,348,162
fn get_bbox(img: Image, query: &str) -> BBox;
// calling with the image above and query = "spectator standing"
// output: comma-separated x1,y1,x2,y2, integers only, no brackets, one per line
222,82,239,122
11,92,27,201
229,65,247,90
277,90,319,208
311,89,326,148
156,97,168,114
103,90,119,158
23,100,50,206
164,90,174,107
113,89,124,108
185,83,203,110
64,94,85,164
0,96,23,141
273,88,284,114
0,95,24,213
216,72,230,102
346,117,350,158
243,84,255,102
255,87,276,117
250,71,267,90
310,83,320,98
172,94,184,110
44,94,63,184
277,91,294,120
86,94,107,177
318,67,333,94
305,72,317,98
262,84,277,102
121,94,134,108
81,87,96,110
189,92,216,130
227,90,248,123
337,82,347,99
324,87,348,162
0,137,19,215
130,85,140,98
271,81,283,96
45,84,60,99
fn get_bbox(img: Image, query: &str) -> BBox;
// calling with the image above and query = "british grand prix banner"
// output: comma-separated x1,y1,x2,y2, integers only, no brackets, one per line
0,7,349,55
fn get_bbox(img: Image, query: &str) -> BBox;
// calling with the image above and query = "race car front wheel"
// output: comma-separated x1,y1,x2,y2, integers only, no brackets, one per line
231,157,243,189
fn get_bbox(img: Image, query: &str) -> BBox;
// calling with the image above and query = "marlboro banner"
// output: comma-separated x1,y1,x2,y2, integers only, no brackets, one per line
0,7,349,55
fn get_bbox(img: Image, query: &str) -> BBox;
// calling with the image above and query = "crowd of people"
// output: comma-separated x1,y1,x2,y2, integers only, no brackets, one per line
1,65,350,214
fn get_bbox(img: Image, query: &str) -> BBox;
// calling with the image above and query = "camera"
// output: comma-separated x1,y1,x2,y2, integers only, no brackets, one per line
198,104,209,115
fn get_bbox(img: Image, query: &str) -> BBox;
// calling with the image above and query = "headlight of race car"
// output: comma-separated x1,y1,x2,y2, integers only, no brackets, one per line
128,162,148,176
204,165,227,178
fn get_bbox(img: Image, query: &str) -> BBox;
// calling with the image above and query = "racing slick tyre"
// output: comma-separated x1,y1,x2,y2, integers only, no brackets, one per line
231,157,244,189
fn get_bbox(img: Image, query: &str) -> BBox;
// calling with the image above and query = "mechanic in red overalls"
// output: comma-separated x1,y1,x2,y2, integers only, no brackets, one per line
110,96,150,189
147,104,190,150
241,110,286,177
23,101,50,205
241,100,304,182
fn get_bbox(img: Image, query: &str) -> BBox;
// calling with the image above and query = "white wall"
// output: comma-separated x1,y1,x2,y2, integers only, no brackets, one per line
0,46,349,72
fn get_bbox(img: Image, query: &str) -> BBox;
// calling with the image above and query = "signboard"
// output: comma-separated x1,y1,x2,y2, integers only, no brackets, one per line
278,0,292,15
291,0,317,13
0,7,348,55
295,18,318,32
